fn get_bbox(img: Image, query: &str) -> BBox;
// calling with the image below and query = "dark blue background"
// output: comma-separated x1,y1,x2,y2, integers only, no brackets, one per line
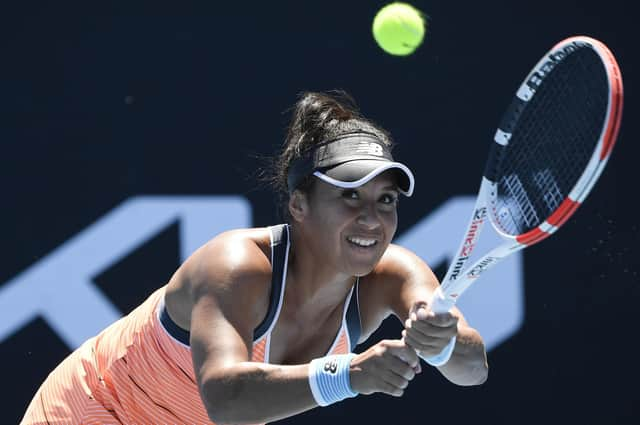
2,1,637,424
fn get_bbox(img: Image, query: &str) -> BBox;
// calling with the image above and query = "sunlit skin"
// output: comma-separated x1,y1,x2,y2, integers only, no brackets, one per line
288,171,400,289
22,89,489,425
159,172,486,424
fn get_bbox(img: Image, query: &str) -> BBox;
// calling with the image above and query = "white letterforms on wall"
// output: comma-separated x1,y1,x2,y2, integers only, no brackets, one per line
0,197,251,348
0,196,522,351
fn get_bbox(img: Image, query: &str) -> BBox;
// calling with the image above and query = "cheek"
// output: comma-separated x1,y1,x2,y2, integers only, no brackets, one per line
307,201,351,232
310,198,352,222
383,210,398,239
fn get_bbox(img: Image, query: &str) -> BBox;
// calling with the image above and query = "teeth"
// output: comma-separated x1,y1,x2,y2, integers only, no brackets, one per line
347,236,377,247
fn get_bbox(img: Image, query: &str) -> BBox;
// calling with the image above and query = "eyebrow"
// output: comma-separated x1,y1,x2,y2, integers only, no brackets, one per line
338,184,398,193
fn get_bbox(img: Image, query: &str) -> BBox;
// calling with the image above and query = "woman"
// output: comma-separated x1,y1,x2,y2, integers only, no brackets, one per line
22,91,488,425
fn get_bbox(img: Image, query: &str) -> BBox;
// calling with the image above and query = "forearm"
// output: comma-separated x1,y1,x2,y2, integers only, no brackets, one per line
432,326,488,386
201,362,317,424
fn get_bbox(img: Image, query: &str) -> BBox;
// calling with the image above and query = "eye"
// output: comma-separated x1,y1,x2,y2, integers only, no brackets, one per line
379,193,399,205
342,189,359,200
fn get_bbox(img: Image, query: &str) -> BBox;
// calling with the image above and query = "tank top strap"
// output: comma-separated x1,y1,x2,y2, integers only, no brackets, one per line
158,225,291,347
253,224,290,341
345,277,361,350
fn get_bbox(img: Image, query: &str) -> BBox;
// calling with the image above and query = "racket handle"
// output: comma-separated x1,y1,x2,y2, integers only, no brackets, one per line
430,286,455,314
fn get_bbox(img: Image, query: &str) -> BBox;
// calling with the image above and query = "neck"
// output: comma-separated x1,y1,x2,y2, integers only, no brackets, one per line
285,224,355,309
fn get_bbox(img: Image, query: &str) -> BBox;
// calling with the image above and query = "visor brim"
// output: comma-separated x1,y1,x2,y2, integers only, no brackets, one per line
313,159,415,196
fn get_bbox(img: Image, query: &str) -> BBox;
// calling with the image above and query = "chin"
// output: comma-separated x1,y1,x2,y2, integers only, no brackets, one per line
352,266,377,277
345,255,384,277
340,238,388,276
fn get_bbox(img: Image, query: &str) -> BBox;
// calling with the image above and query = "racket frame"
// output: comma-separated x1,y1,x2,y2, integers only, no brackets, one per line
430,36,623,314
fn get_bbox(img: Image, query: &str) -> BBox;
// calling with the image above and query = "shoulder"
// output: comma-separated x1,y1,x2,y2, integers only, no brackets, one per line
164,227,274,328
187,227,273,296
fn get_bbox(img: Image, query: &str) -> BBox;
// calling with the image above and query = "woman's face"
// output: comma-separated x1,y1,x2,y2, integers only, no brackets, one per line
299,170,399,276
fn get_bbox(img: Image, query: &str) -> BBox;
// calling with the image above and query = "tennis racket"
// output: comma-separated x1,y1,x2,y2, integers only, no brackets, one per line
430,35,624,314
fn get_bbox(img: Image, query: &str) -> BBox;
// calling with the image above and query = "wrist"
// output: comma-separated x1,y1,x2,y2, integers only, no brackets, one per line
419,336,456,367
308,353,358,406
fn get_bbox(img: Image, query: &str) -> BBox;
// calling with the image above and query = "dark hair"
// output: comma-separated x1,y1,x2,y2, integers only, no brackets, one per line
267,90,394,221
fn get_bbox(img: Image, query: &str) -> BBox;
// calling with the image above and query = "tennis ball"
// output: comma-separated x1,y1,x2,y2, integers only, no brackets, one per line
372,2,426,56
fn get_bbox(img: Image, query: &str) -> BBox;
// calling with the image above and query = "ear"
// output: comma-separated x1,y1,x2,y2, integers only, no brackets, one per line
288,190,309,222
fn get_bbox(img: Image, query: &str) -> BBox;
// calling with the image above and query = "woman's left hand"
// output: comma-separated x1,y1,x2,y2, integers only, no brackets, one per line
402,302,458,358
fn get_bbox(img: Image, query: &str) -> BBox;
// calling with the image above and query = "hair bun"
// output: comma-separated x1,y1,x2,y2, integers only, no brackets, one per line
264,90,393,221
292,91,361,146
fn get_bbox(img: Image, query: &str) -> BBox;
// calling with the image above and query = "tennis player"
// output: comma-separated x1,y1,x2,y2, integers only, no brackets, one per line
21,91,488,425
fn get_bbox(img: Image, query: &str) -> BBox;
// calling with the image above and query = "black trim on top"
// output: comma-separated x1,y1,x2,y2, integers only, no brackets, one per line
345,279,361,350
253,224,288,341
159,224,289,346
159,304,190,345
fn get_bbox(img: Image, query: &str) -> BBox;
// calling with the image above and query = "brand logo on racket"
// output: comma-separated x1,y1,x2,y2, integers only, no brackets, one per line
355,142,384,156
468,256,500,278
526,41,587,93
450,207,487,280
324,360,338,374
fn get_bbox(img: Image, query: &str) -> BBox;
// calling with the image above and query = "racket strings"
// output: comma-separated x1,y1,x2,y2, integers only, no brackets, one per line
494,47,608,236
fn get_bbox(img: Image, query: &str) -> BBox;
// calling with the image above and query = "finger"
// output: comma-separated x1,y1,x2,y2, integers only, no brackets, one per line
410,301,428,316
404,332,449,354
378,380,404,397
401,333,423,374
403,330,425,351
423,311,459,327
404,333,452,358
406,314,457,334
392,343,420,369
403,332,430,352
385,351,418,381
406,320,458,340
404,319,458,339
382,339,420,368
415,306,429,320
379,366,411,390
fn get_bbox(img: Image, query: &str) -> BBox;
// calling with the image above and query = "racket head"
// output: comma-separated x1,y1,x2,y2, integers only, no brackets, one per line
483,36,623,246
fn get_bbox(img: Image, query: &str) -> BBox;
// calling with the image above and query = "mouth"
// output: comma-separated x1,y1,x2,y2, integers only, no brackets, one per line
346,235,379,248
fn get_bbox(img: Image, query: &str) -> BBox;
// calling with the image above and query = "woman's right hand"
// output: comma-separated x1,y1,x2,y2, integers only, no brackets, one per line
349,339,421,397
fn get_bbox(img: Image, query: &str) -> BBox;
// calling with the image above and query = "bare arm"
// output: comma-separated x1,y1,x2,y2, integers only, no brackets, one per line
188,232,420,424
374,244,489,386
188,233,317,424
191,293,317,424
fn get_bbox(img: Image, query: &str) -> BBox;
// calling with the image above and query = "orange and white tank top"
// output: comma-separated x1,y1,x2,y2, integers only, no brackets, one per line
158,224,362,360
75,224,362,425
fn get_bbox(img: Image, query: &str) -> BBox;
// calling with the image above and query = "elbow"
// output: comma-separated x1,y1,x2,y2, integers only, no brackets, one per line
199,367,264,425
200,378,238,424
456,362,489,387
441,357,489,387
470,363,489,386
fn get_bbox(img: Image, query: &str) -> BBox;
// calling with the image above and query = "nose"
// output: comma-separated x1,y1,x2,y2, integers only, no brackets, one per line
356,203,382,230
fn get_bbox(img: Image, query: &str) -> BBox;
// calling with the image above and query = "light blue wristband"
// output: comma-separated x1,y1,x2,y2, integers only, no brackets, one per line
308,353,358,406
422,336,456,367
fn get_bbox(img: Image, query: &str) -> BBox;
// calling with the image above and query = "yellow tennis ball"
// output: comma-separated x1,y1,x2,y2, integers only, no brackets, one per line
372,2,426,56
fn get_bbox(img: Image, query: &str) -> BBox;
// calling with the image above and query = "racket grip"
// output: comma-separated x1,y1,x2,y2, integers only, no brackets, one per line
430,286,455,314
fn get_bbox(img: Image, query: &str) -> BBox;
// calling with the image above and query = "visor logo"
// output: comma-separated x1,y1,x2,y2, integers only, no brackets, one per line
355,142,384,156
